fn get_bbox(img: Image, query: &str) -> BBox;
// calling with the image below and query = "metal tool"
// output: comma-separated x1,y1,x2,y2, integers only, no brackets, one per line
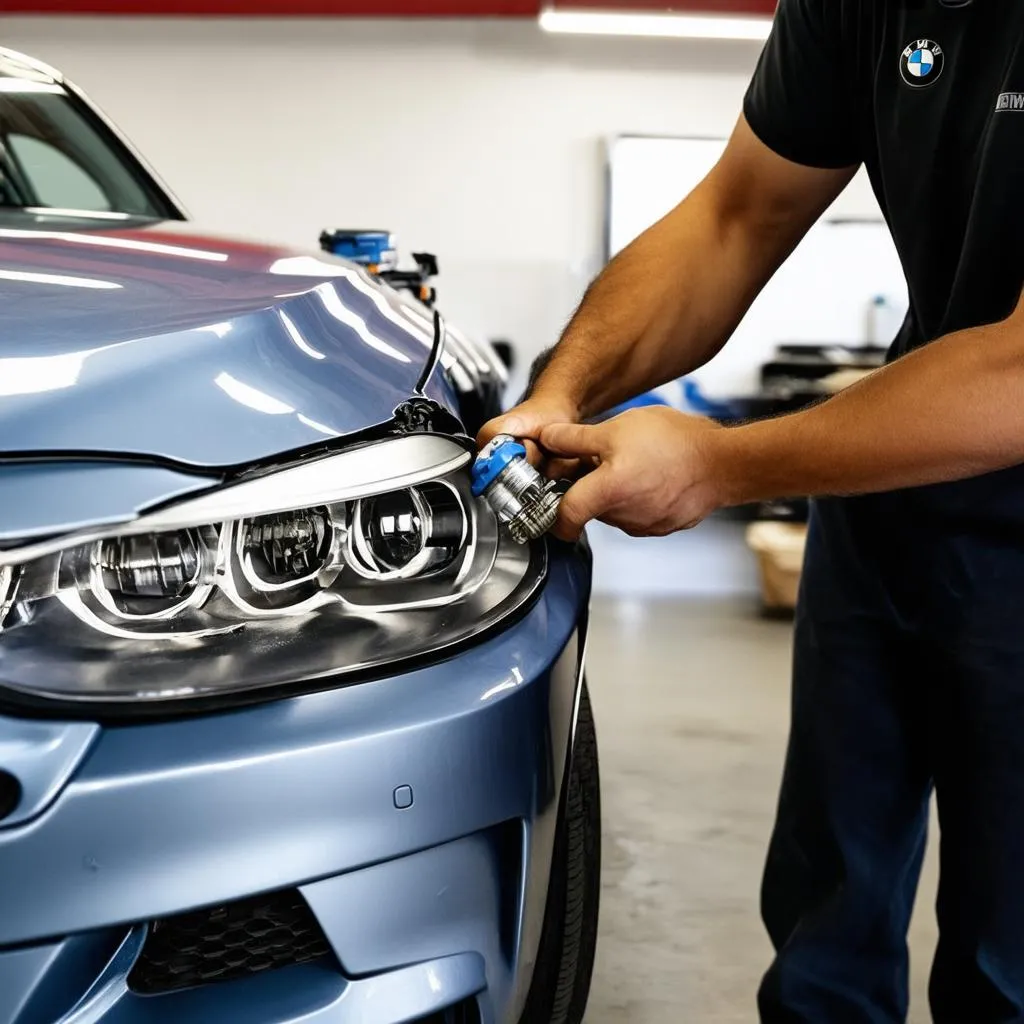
471,434,561,543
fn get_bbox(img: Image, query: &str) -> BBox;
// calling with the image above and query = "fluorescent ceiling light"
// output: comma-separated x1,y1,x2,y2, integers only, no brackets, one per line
538,8,772,41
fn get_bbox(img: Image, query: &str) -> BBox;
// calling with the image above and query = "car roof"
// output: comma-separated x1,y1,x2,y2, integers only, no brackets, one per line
0,47,62,85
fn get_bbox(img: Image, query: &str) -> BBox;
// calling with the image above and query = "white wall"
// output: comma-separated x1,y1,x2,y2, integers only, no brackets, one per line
0,15,774,397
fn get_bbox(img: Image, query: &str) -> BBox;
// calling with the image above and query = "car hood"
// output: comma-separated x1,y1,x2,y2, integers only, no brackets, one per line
0,220,451,469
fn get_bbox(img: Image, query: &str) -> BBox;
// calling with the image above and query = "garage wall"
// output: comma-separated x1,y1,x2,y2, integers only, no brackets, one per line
0,16,779,398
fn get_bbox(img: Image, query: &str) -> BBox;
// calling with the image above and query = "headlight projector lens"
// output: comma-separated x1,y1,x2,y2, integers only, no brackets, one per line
366,490,423,570
350,485,465,579
94,529,208,618
241,508,333,589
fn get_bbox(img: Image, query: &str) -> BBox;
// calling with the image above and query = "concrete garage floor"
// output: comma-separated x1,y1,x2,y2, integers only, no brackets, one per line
583,596,940,1023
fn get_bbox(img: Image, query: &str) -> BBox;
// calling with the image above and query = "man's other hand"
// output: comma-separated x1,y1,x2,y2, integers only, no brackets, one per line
539,407,725,541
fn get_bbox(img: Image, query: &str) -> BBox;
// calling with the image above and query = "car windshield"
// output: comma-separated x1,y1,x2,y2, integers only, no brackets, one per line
0,70,170,219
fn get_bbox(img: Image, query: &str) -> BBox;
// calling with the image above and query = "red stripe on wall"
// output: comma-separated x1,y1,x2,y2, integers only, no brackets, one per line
0,0,780,14
0,0,776,15
0,0,540,14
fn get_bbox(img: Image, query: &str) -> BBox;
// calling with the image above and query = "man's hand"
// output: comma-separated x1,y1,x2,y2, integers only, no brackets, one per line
539,407,725,541
478,392,579,448
477,393,583,477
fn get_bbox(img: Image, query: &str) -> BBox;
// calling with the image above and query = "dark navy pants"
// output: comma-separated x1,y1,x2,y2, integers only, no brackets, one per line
758,487,1024,1023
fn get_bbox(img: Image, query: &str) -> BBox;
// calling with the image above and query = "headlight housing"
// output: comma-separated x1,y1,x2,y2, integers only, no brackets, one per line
0,435,543,714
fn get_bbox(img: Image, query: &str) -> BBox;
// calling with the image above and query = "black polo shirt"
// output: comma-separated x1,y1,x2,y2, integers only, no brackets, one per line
745,0,1024,357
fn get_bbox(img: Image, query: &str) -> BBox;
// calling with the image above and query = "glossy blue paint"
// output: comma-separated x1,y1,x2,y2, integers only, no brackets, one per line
301,827,518,1011
56,927,147,1024
0,716,98,828
2,929,491,1024
0,548,588,1022
0,222,454,467
0,461,221,544
0,944,70,1024
0,929,127,1024
52,955,489,1024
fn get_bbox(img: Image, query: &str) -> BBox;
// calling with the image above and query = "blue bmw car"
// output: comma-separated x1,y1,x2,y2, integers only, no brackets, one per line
0,47,599,1024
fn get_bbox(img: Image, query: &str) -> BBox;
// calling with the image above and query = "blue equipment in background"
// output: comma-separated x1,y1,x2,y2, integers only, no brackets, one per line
319,229,439,307
318,229,398,271
597,378,742,423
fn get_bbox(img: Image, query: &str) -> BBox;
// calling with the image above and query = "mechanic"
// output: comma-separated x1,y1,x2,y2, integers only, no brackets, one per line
481,2,1024,1021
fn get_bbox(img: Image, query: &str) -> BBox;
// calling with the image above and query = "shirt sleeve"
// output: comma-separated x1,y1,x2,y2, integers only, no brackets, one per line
743,0,862,169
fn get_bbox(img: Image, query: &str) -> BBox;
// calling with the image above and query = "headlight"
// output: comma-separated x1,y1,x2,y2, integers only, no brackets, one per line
0,435,543,713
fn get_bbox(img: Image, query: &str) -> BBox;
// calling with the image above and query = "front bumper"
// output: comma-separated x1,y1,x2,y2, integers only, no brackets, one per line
0,546,590,1024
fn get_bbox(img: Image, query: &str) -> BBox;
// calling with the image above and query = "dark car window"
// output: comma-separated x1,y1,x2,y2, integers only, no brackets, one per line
0,79,169,217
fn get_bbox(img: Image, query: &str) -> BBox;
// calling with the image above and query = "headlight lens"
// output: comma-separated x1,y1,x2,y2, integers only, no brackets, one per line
349,484,464,580
94,529,209,616
240,509,333,589
0,435,543,711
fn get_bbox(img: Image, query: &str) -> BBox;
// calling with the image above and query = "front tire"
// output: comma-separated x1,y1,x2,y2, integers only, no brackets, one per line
519,679,601,1024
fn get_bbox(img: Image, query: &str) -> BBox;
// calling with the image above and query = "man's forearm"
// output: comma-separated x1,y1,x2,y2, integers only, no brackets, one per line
716,314,1024,504
524,118,856,423
533,185,781,420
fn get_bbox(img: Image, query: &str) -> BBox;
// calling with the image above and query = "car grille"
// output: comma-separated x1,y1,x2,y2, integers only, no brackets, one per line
128,888,335,994
421,1001,481,1023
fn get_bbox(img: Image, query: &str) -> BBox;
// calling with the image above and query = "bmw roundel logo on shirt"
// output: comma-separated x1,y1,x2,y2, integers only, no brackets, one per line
900,39,945,88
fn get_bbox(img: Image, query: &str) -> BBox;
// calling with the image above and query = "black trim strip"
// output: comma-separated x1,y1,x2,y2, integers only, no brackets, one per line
415,310,445,395
0,421,474,484
0,418,401,479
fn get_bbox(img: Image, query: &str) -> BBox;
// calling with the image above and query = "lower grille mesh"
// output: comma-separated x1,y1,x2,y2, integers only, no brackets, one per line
129,888,334,994
421,1001,481,1023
